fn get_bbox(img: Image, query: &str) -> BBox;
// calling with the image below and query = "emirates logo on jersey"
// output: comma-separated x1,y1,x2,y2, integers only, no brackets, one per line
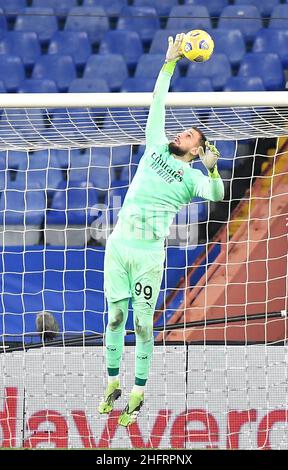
150,153,184,183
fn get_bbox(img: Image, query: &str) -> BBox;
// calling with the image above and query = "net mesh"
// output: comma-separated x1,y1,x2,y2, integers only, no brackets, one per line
0,105,288,149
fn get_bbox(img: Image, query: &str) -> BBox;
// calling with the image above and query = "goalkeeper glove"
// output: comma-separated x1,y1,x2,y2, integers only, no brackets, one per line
165,33,185,62
198,141,220,175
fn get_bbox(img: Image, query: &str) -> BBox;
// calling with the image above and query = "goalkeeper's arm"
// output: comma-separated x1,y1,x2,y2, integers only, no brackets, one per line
145,33,184,148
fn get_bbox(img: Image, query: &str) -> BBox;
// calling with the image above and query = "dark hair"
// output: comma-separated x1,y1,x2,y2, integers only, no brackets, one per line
192,126,206,150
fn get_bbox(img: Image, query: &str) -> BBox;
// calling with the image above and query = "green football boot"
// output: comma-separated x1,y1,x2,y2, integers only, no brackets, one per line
98,380,121,414
118,391,144,427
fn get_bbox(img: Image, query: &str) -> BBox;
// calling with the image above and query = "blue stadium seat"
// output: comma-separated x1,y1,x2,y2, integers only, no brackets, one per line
65,7,109,45
14,8,58,46
0,32,41,69
253,29,288,68
133,145,146,164
135,54,180,79
149,29,186,71
0,9,7,31
167,5,211,31
111,178,130,188
171,77,213,92
235,0,280,17
121,77,155,92
150,29,180,54
50,149,70,169
48,32,91,69
110,146,132,167
0,187,45,225
186,53,231,91
47,182,99,225
238,53,285,90
211,29,245,68
58,147,115,193
218,5,262,43
30,149,62,171
6,150,28,173
83,0,128,17
88,156,113,191
130,147,146,166
67,150,92,183
117,6,160,45
32,55,77,92
18,79,58,93
0,55,25,91
269,5,288,29
224,76,265,91
89,147,132,173
0,1,25,19
0,80,6,92
13,152,63,192
99,31,143,70
68,78,109,93
133,0,178,17
32,0,77,17
119,166,137,182
183,0,229,17
28,149,63,180
83,55,128,91
0,152,18,191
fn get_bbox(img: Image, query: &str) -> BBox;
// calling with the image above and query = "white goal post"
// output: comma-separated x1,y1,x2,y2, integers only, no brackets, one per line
0,91,287,450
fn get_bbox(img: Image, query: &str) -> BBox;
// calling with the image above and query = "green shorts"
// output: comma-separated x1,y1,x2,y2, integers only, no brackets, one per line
104,235,165,306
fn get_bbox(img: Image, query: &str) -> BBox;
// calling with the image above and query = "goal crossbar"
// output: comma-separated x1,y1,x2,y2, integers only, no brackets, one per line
1,91,288,108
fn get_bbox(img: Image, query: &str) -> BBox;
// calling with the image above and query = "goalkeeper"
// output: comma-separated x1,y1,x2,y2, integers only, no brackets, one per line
99,33,224,427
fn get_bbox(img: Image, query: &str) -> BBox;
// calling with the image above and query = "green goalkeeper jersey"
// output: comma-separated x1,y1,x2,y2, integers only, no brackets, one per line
114,65,224,245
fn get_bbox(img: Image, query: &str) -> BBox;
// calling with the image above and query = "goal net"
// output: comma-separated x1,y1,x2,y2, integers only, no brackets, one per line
0,92,287,449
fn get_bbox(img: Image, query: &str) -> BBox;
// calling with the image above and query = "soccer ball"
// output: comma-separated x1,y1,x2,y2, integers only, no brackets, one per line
181,30,214,62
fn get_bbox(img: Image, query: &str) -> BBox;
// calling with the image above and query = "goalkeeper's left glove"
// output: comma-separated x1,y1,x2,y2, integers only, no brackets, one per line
198,141,220,177
165,33,185,62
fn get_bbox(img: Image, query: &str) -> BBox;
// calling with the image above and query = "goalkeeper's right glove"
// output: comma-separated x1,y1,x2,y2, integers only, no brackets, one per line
198,141,220,176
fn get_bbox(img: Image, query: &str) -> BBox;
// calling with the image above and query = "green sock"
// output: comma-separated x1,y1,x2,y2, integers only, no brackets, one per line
135,377,147,386
106,328,124,371
135,338,153,383
106,298,128,374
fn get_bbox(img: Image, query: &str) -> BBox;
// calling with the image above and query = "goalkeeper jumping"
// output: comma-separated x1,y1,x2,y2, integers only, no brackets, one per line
99,34,224,427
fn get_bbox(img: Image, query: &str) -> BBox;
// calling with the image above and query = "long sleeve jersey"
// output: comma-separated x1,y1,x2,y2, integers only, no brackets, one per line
115,65,224,245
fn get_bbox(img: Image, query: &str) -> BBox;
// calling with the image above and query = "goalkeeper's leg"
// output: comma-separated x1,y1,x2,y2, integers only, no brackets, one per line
118,257,164,426
98,298,129,414
118,308,153,426
99,236,130,414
